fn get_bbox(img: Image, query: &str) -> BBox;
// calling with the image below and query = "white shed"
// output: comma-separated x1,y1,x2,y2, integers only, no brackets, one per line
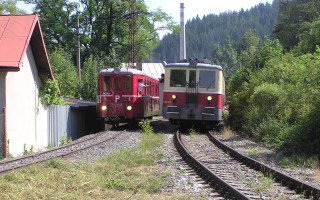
0,15,55,157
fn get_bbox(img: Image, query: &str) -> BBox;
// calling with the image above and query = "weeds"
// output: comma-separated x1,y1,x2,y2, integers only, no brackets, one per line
253,175,273,193
60,136,72,146
221,127,235,139
23,144,34,155
139,119,153,135
278,154,318,169
188,126,198,138
247,148,261,157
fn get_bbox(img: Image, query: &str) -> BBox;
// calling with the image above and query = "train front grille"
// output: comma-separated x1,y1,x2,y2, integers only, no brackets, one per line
185,94,198,104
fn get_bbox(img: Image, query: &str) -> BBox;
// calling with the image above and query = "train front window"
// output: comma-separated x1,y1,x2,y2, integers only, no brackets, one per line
104,76,110,91
170,69,186,87
199,71,216,89
188,70,196,87
114,77,121,91
124,76,131,91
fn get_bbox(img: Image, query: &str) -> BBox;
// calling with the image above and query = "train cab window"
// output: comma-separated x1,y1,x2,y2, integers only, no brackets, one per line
199,70,216,89
188,70,197,87
170,70,186,87
124,76,131,91
114,77,121,91
104,76,111,91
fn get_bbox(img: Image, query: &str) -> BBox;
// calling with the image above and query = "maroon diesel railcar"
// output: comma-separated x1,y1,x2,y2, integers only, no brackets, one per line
97,68,160,127
162,58,225,129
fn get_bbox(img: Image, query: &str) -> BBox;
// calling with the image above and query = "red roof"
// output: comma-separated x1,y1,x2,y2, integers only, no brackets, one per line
0,14,54,81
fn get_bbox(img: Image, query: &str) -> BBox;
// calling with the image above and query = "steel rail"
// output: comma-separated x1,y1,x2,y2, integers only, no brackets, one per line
208,132,320,199
174,131,251,199
0,130,126,175
0,132,105,166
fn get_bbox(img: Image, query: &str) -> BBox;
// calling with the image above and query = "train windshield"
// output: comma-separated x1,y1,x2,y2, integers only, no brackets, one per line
124,76,131,91
188,70,196,87
103,76,111,91
114,77,121,91
170,69,186,87
199,70,216,89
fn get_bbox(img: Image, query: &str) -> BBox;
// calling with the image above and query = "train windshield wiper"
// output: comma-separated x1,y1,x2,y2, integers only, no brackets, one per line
207,80,214,90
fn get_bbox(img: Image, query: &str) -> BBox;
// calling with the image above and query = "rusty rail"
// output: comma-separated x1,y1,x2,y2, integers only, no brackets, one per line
174,131,250,199
208,132,320,199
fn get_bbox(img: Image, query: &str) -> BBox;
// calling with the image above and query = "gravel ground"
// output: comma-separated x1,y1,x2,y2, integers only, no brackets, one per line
65,128,141,163
213,133,320,189
152,119,220,199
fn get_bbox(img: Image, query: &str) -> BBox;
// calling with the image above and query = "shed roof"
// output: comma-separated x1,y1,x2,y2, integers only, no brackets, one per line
0,14,54,81
65,98,96,109
118,63,164,79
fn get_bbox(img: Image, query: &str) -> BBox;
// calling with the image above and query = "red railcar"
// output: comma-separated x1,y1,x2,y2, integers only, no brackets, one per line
97,68,160,127
162,58,225,129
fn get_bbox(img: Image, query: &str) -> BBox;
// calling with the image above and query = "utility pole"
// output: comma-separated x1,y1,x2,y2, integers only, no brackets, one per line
180,3,186,60
129,0,137,68
76,14,81,80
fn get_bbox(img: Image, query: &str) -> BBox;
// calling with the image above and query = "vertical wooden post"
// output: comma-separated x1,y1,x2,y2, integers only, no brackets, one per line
3,107,7,158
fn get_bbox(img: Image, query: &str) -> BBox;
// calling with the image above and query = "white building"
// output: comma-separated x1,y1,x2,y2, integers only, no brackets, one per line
0,15,55,157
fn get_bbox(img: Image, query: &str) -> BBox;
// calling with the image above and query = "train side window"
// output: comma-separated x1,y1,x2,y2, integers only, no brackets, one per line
147,80,150,95
170,69,186,87
124,76,131,91
104,76,110,91
147,80,151,95
114,77,121,91
199,70,216,89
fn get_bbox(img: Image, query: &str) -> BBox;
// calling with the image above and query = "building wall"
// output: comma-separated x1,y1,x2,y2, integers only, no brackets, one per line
6,45,48,156
0,72,7,157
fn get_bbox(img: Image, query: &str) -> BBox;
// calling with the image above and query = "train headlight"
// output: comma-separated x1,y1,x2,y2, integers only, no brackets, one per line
101,105,107,111
172,95,177,100
127,105,132,111
207,96,212,101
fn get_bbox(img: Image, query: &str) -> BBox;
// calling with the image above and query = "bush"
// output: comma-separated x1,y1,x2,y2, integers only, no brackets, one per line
228,47,320,153
39,79,66,106
255,118,294,150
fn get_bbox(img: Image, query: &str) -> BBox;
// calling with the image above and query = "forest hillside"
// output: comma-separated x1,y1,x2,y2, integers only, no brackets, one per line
151,0,279,63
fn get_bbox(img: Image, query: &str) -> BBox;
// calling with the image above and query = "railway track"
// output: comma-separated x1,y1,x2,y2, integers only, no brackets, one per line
0,118,161,176
174,131,320,199
0,129,127,175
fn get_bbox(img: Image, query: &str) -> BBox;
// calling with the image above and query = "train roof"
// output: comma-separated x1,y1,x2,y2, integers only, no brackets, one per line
98,68,158,80
163,59,223,71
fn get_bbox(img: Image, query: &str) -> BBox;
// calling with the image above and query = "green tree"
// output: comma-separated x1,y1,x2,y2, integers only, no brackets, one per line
236,30,260,69
153,1,278,62
24,0,176,64
293,20,320,54
226,34,284,132
212,38,238,81
49,48,79,98
79,56,99,101
0,0,26,14
25,0,78,54
79,51,121,101
273,0,320,51
256,39,283,68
